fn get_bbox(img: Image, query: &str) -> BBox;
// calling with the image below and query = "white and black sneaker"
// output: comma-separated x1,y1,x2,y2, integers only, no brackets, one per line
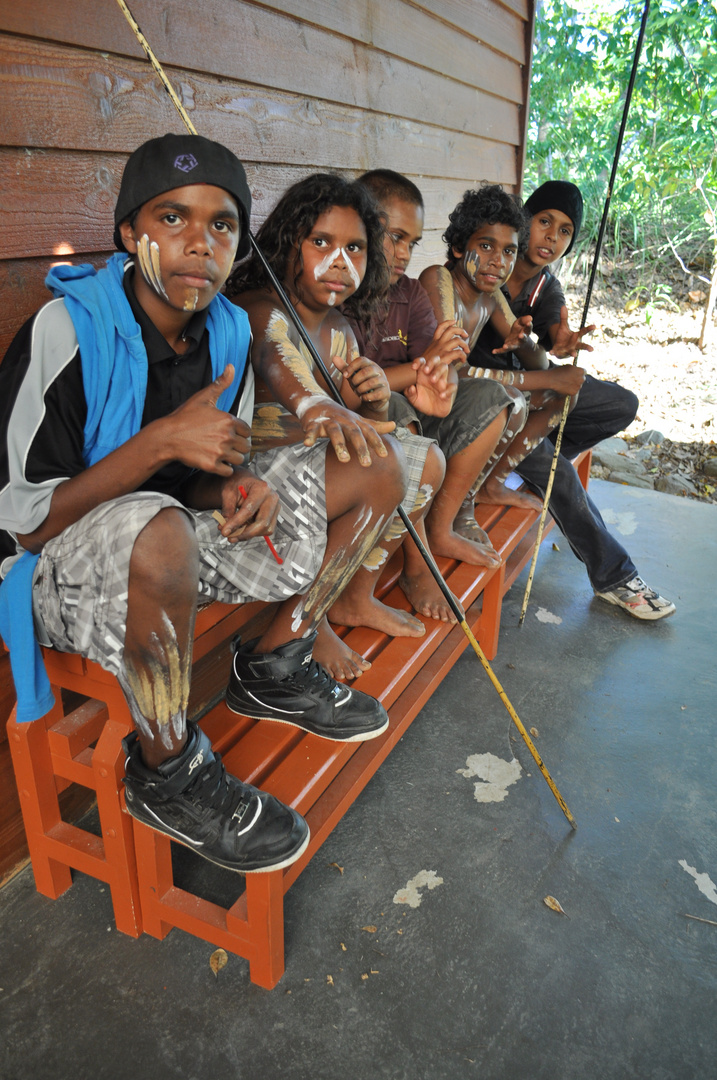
122,723,309,873
595,575,676,621
226,632,389,742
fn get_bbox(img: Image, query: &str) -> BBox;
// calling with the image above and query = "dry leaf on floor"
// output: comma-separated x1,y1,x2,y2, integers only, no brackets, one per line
340,942,347,951
327,974,335,986
361,973,369,980
209,948,228,976
530,727,539,737
552,542,560,551
361,925,377,933
543,895,569,917
328,862,344,875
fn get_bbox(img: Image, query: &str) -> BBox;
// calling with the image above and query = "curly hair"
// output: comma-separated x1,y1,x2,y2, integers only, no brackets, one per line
226,172,389,327
443,185,529,269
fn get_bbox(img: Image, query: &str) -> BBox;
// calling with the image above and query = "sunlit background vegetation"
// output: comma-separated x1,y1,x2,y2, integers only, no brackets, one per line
525,0,717,342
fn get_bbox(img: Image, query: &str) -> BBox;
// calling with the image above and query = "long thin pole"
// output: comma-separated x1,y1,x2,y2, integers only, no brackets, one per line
113,0,576,829
518,0,651,626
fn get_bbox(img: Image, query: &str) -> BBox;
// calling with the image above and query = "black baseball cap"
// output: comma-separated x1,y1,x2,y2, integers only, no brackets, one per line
114,133,252,257
524,181,583,255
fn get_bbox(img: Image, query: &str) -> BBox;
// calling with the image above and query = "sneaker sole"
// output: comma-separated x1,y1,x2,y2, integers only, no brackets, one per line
595,593,676,621
125,799,311,873
225,692,389,742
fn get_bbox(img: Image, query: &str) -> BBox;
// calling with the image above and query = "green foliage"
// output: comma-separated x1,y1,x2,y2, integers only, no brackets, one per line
526,0,717,299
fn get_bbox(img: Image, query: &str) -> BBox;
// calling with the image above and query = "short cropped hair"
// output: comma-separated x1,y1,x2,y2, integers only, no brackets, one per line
227,172,389,327
358,169,424,209
443,185,529,268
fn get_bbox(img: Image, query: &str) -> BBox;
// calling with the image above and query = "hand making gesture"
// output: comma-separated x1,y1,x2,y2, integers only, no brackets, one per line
550,305,596,359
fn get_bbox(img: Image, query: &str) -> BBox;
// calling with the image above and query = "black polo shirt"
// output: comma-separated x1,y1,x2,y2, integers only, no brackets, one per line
0,264,225,568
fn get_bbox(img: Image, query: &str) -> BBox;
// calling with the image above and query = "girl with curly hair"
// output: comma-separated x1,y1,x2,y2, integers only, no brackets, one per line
228,173,452,681
419,184,586,513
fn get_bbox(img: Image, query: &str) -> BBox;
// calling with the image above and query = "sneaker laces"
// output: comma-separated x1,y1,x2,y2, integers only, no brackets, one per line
185,752,254,819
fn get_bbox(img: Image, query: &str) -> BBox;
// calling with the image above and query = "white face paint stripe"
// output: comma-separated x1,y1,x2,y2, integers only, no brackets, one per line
342,249,361,291
314,248,341,279
313,247,361,292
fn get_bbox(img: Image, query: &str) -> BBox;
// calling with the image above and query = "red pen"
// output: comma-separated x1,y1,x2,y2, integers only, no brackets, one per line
238,485,283,565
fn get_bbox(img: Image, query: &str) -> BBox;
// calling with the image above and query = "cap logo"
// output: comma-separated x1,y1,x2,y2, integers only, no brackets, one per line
174,153,198,173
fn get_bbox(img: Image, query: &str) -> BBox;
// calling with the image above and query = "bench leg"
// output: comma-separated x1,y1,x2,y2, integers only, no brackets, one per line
475,561,506,661
8,703,74,899
234,871,286,990
130,822,175,940
93,718,143,937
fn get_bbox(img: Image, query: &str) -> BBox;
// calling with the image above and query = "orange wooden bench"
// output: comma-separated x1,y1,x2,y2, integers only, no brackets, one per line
6,452,590,986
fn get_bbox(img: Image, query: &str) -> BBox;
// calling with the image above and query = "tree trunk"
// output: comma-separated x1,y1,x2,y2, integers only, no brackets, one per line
699,247,717,351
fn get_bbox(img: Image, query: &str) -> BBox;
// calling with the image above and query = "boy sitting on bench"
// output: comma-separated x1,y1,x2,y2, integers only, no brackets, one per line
469,179,675,620
0,134,406,877
228,172,451,675
418,184,587,515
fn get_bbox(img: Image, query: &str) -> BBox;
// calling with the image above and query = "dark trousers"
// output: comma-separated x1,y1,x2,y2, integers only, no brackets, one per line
516,374,639,593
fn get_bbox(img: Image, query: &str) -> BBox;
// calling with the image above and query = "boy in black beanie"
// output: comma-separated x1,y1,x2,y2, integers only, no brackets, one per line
0,134,402,878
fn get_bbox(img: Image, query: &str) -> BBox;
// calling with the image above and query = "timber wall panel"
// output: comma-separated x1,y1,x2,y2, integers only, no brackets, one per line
0,1,525,107
0,0,534,879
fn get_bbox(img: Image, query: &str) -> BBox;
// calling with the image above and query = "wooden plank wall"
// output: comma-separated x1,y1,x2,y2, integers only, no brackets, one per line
0,0,534,881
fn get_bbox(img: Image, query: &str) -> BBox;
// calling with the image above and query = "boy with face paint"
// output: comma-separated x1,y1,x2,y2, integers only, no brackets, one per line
469,180,675,620
418,184,587,518
0,134,396,878
229,173,452,677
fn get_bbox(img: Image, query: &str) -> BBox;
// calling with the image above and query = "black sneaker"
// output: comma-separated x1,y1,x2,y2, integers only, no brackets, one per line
225,632,389,742
122,723,309,873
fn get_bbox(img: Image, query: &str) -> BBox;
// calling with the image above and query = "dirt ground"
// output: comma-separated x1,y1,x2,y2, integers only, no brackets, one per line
564,285,717,501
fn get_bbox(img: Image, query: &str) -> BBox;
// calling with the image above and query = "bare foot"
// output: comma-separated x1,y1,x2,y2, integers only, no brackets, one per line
314,618,371,681
453,494,492,546
329,592,426,639
476,477,543,512
426,522,502,568
399,568,459,624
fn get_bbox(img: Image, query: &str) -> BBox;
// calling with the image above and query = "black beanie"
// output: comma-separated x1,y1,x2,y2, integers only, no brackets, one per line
524,181,583,255
114,133,252,258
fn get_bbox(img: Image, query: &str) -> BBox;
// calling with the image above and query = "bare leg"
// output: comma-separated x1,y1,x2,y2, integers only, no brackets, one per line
478,390,569,511
256,437,407,655
425,409,508,567
328,443,446,641
120,507,198,770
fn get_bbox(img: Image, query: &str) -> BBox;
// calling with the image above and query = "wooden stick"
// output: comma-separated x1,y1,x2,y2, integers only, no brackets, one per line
112,0,577,832
683,913,717,927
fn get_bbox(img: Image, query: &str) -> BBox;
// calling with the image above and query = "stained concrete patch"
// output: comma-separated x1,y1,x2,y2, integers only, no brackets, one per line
393,870,444,908
457,752,523,802
601,507,638,536
535,607,563,625
679,860,717,906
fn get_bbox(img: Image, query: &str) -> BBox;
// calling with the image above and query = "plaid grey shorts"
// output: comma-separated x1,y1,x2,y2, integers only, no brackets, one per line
32,442,327,677
387,393,435,514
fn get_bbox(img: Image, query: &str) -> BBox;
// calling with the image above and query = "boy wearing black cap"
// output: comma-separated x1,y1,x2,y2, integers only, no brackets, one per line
0,134,404,876
470,180,675,620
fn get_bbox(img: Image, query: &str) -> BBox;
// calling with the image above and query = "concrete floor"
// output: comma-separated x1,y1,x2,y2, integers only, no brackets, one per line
1,479,716,1080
